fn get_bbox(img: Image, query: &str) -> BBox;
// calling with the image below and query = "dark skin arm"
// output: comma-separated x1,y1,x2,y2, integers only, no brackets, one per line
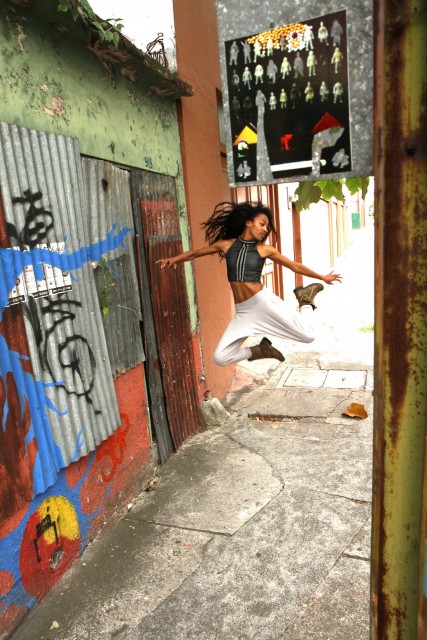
157,241,342,284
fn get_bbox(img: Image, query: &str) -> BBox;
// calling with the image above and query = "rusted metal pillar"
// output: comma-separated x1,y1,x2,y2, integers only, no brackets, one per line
372,0,427,638
291,201,303,288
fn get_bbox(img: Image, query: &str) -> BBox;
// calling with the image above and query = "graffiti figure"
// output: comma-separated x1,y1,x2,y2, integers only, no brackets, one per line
290,82,300,108
331,20,344,46
304,81,314,104
267,59,278,83
229,41,239,65
281,56,291,78
333,81,344,103
307,51,317,76
318,21,329,44
242,40,251,64
279,88,287,109
243,95,253,116
242,66,252,89
33,507,59,562
232,95,240,117
319,81,329,102
331,47,344,73
269,92,277,110
253,39,262,62
266,35,274,57
232,70,240,91
304,24,314,50
294,51,304,78
254,63,264,84
279,34,287,51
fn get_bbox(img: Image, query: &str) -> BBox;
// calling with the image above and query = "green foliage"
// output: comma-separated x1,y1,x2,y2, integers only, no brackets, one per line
56,2,124,48
294,177,370,212
97,258,117,317
294,182,322,212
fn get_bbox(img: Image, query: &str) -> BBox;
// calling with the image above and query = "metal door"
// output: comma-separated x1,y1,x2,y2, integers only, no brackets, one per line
131,169,205,451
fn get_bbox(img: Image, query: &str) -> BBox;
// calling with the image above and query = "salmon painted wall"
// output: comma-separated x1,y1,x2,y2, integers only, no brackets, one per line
0,364,152,636
174,0,236,399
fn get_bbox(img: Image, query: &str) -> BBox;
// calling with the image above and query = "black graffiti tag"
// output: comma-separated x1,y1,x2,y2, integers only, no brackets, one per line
10,188,99,414
9,189,54,249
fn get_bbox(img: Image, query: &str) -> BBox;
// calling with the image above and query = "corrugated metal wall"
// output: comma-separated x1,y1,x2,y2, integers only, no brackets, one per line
81,158,144,377
0,123,121,514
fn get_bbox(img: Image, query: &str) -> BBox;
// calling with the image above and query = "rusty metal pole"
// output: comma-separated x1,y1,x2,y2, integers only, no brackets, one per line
372,0,427,638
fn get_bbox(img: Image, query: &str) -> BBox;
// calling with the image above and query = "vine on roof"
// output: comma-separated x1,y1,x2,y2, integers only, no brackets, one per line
57,1,124,48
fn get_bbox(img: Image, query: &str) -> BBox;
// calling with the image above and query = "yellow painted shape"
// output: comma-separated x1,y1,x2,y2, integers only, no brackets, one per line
36,496,80,543
233,126,257,146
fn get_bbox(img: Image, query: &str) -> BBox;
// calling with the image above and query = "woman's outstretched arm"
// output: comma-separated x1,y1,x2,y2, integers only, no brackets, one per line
261,246,342,284
156,242,223,269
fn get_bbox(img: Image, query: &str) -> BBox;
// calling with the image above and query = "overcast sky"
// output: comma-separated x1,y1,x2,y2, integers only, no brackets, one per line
88,0,176,67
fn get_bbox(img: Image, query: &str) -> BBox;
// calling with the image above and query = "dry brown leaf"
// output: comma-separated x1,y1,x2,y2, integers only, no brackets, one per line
342,403,368,419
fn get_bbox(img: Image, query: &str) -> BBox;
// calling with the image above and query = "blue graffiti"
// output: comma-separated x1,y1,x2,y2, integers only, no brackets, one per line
0,223,133,318
0,223,133,492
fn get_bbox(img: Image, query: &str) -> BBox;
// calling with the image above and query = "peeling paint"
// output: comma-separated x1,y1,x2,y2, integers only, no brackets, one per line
43,96,65,117
15,23,27,52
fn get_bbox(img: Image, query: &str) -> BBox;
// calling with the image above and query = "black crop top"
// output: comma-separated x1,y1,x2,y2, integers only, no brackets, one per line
225,237,266,283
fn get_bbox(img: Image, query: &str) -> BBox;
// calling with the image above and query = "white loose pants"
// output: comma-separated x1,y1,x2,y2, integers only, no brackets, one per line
214,287,315,366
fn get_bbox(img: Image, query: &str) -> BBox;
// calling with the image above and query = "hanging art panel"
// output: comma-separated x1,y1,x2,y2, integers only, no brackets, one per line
217,1,373,186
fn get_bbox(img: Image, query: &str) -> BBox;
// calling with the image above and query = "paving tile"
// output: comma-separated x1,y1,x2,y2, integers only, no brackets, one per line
324,369,367,389
281,368,327,388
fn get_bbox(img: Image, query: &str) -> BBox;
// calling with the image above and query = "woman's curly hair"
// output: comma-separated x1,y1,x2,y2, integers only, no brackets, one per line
202,201,275,244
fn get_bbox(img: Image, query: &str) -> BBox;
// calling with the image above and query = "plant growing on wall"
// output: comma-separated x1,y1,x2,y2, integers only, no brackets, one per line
96,258,117,316
57,1,124,48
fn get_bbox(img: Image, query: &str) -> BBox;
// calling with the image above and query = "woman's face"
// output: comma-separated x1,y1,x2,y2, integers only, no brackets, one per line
245,213,270,242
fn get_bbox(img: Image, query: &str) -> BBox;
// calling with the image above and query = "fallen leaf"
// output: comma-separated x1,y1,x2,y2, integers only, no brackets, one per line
50,621,60,629
342,403,368,419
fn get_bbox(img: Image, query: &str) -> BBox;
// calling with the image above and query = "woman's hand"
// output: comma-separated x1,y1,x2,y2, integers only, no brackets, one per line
323,271,342,284
157,257,178,269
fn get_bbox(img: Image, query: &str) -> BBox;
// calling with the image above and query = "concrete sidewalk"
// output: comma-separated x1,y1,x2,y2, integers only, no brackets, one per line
11,224,374,640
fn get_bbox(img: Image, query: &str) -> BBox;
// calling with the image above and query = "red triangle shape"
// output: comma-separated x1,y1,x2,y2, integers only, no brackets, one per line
311,112,344,135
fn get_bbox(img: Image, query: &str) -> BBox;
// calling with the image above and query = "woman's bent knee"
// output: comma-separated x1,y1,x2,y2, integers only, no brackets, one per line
214,350,229,366
302,333,315,343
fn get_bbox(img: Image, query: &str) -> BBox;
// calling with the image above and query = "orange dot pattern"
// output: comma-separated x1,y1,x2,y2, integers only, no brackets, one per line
247,23,306,52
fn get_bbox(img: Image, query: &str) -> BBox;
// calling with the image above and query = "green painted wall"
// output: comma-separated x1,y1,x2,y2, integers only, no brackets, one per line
0,5,181,177
0,3,199,330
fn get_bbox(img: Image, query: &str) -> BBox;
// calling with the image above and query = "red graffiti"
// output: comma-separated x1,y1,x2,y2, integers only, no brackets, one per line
20,497,80,600
0,371,37,526
0,571,14,596
94,413,130,483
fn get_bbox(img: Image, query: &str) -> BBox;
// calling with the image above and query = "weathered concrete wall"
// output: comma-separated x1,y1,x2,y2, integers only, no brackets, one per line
174,0,236,399
0,3,181,176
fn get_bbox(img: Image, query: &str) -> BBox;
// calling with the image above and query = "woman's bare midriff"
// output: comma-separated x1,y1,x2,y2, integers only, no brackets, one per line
230,281,263,304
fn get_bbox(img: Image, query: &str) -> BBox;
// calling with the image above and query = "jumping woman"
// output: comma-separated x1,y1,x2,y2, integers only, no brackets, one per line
157,201,342,365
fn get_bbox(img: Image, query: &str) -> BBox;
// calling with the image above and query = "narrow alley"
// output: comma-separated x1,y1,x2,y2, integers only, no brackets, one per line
11,223,374,640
